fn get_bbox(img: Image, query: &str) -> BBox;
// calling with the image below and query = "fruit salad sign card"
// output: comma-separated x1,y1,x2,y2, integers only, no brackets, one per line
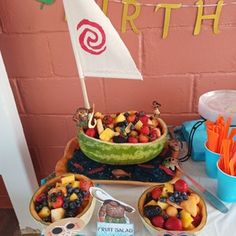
90,187,135,236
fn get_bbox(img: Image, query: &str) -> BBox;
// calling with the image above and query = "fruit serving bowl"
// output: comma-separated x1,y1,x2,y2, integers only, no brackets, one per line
77,114,168,165
138,180,207,235
29,173,95,226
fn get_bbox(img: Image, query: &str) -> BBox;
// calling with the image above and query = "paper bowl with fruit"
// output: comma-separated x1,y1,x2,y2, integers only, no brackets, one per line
138,179,207,235
77,111,168,165
29,173,96,226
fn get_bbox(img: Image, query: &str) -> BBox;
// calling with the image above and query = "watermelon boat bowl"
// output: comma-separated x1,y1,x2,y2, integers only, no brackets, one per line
77,117,168,165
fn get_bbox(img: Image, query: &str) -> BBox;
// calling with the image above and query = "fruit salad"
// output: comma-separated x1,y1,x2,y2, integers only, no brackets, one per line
32,174,93,223
139,180,206,232
83,111,163,144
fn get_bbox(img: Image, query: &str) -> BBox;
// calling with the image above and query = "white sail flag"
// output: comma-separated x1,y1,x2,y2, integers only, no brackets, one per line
63,0,142,80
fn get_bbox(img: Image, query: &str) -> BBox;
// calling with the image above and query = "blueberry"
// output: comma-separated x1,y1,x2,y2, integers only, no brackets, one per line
69,202,77,209
74,188,80,194
183,195,189,200
143,205,162,218
113,136,127,143
63,202,69,209
159,197,167,202
65,210,77,218
67,188,74,195
75,199,81,206
35,204,43,212
64,197,70,203
124,112,129,118
169,196,175,202
66,184,72,190
174,192,179,198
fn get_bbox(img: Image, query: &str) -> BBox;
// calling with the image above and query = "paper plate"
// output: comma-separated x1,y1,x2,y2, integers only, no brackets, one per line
198,90,236,125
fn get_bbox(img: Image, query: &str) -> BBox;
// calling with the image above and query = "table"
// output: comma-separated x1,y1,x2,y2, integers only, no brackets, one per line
78,159,236,235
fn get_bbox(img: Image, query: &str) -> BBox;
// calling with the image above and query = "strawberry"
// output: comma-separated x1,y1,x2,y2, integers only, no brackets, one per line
192,214,202,227
35,193,46,203
85,128,96,137
139,115,148,125
164,217,183,231
139,134,149,143
80,180,92,192
102,115,113,125
51,196,63,209
150,132,158,141
127,114,136,123
151,215,165,228
128,136,138,143
174,179,188,192
140,126,150,135
151,187,162,200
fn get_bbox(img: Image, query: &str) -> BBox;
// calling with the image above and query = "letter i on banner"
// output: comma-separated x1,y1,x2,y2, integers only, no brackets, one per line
194,0,224,35
102,0,109,16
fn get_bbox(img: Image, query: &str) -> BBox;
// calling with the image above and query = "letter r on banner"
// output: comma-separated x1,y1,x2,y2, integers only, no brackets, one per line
194,0,224,35
122,0,141,33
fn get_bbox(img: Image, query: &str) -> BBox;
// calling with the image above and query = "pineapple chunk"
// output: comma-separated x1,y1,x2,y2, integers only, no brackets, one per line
134,120,143,130
180,210,194,229
189,193,200,204
51,208,65,222
61,174,75,185
144,200,157,206
162,183,174,197
38,206,50,218
157,201,169,210
115,113,126,123
99,128,115,141
186,223,195,230
72,181,80,188
70,193,78,201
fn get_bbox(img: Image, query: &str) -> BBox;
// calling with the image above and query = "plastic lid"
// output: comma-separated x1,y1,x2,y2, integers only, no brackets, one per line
198,90,236,125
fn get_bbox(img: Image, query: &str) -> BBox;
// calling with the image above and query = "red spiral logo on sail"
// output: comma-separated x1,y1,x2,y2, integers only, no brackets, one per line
77,19,106,55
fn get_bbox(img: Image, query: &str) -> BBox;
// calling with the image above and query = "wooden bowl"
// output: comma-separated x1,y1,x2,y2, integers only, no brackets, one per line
29,173,96,226
138,184,207,235
78,117,168,165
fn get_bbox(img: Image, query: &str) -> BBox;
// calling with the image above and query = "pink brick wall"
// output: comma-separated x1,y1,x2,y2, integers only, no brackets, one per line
0,0,236,207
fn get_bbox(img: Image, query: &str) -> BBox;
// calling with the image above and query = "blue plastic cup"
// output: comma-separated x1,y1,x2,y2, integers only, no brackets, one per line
217,161,236,202
204,142,220,178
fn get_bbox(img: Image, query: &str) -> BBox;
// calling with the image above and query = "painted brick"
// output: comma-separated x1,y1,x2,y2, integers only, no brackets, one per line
143,26,236,76
0,176,12,208
20,115,70,147
9,79,25,114
28,147,42,182
38,147,65,177
0,0,67,33
18,77,105,114
0,34,52,77
193,73,236,112
0,176,8,196
120,31,141,69
96,0,123,30
47,32,77,76
66,116,80,140
104,75,194,114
